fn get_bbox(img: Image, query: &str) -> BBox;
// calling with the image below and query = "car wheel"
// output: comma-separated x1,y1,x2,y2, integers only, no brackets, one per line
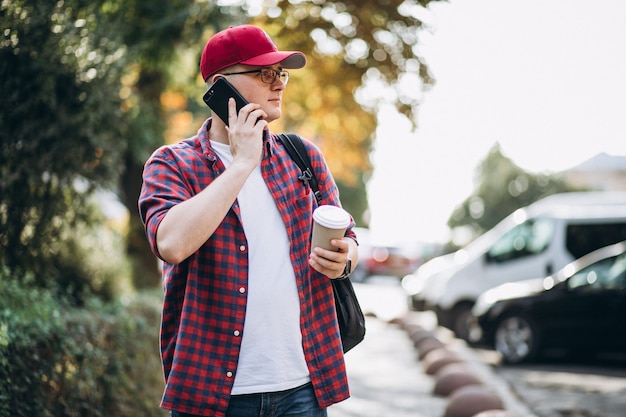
451,303,474,341
494,314,539,364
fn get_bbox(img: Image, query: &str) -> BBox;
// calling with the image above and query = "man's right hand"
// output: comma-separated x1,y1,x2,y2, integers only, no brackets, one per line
227,98,267,167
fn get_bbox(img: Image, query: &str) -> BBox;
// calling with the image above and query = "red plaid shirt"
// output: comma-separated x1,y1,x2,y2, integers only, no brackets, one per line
138,119,356,416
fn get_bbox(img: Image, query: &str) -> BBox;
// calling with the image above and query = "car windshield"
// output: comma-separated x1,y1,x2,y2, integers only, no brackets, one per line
486,218,554,263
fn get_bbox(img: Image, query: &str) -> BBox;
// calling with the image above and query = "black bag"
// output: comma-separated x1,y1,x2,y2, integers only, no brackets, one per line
279,133,366,353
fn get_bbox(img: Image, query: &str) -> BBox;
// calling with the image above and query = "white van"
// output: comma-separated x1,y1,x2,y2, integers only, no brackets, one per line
405,191,626,340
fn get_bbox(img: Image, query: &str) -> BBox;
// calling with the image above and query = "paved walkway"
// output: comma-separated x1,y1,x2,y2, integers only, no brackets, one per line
328,318,448,417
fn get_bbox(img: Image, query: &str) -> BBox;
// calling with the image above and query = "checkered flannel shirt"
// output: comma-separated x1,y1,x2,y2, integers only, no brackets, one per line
138,119,356,416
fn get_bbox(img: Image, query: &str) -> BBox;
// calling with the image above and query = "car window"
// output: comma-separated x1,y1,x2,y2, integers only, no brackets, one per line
606,253,626,290
568,252,626,291
566,222,626,259
486,219,554,263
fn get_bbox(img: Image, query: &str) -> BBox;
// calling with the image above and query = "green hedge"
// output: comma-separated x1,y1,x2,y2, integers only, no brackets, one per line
0,275,168,417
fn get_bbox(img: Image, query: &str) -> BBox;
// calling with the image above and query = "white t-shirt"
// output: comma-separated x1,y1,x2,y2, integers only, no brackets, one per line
211,141,311,395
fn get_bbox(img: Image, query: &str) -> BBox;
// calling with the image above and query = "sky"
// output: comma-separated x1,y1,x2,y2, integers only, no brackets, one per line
366,0,626,246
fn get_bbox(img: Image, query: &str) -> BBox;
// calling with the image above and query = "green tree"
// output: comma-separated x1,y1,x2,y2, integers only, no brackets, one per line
0,0,128,296
448,143,585,240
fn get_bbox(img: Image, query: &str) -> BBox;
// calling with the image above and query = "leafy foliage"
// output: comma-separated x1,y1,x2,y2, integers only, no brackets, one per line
0,0,128,286
0,273,166,417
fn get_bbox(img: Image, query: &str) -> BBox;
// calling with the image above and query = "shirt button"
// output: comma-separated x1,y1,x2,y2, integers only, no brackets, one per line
239,245,246,252
226,371,233,378
233,330,240,337
239,287,246,294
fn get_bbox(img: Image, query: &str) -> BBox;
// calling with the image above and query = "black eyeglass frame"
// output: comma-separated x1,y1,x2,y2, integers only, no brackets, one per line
221,68,290,85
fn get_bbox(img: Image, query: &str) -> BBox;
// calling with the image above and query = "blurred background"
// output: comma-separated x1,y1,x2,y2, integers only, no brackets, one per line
1,0,625,416
368,0,626,249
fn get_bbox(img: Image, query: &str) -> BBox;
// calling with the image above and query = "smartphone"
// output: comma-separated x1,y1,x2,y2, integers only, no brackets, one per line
202,77,249,126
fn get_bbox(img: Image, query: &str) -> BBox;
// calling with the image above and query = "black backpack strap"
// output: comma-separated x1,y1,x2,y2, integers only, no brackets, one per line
278,133,322,205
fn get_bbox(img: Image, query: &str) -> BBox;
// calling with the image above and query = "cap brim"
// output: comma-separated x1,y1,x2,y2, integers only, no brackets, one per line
241,51,306,69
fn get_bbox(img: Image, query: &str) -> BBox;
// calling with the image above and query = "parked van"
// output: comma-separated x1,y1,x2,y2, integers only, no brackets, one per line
405,192,626,340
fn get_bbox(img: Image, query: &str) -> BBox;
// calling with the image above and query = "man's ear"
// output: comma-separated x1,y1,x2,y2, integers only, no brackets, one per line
206,74,224,87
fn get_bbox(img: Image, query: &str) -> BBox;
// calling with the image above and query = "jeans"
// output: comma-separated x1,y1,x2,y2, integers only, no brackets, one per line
171,382,327,417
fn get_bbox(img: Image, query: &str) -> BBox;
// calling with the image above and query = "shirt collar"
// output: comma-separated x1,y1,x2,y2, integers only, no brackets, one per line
200,118,276,161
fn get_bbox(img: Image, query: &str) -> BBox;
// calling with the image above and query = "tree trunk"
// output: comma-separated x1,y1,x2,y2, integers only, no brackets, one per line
122,68,167,289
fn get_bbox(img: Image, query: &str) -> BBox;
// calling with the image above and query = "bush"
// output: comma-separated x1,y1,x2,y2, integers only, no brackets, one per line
0,273,167,417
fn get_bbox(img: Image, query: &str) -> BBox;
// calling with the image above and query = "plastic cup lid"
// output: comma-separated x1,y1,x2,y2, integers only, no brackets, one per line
313,205,350,229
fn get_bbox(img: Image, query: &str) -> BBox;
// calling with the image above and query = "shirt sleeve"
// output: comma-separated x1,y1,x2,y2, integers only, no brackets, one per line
138,145,197,260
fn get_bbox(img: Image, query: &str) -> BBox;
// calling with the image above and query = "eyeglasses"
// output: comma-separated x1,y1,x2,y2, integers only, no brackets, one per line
221,68,290,85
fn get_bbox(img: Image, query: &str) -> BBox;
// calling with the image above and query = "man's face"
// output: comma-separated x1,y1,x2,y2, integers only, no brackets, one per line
219,64,287,123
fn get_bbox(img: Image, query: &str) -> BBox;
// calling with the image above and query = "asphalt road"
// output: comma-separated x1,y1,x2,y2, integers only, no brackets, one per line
492,357,626,417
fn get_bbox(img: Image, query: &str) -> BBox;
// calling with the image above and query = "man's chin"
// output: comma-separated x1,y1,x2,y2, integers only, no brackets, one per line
264,111,281,123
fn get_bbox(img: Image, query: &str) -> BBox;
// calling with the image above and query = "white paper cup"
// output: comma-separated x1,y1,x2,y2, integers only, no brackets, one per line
311,205,351,251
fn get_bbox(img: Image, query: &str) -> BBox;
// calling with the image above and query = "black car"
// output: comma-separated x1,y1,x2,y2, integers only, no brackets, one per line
470,241,626,364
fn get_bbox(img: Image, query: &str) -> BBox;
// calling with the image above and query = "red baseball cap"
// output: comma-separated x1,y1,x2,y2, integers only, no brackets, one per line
200,25,307,81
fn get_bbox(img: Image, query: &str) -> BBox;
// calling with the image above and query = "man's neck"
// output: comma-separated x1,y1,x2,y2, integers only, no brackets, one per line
208,118,229,144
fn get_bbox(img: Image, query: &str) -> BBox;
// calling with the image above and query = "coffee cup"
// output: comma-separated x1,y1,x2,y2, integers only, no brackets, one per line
311,205,351,251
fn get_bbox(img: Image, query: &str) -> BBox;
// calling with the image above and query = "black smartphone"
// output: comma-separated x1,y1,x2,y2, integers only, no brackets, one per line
202,77,249,126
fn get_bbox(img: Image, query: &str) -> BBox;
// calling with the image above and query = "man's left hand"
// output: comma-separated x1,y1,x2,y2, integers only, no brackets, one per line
309,238,352,279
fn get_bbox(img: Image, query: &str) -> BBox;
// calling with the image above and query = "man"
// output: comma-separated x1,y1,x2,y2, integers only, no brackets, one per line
138,24,359,417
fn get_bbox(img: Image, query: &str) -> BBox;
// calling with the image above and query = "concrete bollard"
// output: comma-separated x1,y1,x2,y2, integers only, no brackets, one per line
416,336,445,359
471,410,520,417
433,364,483,396
423,347,463,375
436,362,472,376
408,326,436,347
443,385,504,417
388,316,408,327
